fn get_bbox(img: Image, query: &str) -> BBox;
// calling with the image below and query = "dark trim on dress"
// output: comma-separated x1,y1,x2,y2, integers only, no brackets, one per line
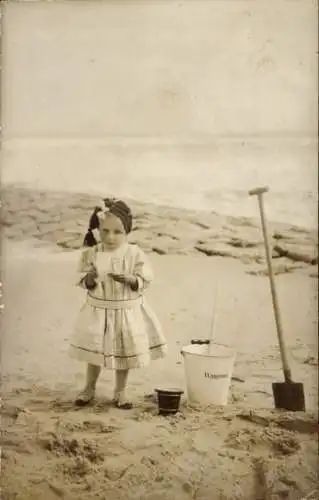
70,343,166,359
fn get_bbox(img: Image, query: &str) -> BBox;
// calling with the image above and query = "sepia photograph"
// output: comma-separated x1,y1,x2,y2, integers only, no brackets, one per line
0,1,318,499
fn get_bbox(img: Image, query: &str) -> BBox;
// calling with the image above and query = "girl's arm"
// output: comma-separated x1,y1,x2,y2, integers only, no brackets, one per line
133,247,154,293
76,246,98,290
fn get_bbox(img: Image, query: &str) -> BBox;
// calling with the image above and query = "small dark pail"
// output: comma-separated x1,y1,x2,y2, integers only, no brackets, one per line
155,388,184,415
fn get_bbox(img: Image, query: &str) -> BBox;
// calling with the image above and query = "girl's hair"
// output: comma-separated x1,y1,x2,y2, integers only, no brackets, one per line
83,207,101,247
83,198,133,247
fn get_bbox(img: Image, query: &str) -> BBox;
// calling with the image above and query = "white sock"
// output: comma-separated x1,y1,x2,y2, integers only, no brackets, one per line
85,364,101,391
114,369,129,402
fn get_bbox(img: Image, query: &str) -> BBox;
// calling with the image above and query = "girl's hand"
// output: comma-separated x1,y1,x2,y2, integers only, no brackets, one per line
109,273,138,289
85,265,98,289
87,264,98,280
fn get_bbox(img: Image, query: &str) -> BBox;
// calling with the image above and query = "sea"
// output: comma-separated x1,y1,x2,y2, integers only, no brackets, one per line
2,137,318,229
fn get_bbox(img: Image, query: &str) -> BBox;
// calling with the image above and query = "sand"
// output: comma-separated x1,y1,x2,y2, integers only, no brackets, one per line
1,186,318,500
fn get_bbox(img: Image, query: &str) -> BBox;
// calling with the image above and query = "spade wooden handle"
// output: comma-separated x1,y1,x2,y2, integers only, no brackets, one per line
248,186,269,196
249,185,292,382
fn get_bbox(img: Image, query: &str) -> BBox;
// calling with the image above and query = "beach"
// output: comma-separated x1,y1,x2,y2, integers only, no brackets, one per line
2,0,318,496
1,185,318,500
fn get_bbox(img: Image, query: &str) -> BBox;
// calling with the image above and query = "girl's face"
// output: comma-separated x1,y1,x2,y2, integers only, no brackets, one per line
99,213,127,250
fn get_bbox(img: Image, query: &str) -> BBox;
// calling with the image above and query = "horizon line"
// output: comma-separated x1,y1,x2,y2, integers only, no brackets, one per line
2,133,318,145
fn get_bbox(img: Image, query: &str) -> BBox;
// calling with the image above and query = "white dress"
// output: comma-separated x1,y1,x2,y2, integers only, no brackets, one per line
69,242,167,370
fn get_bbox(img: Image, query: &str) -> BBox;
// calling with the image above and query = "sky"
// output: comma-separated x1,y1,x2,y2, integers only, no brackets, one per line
2,0,318,141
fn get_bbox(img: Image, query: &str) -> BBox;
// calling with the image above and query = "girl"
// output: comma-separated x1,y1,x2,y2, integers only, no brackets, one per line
69,198,167,409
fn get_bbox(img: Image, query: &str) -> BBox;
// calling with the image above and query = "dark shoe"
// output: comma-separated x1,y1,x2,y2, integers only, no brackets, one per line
75,388,95,406
113,400,133,410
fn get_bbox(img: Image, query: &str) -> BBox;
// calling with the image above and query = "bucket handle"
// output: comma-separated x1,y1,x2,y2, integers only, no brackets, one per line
208,280,219,351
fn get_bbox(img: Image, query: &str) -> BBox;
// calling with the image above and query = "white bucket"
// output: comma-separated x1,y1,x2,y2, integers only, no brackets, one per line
181,343,236,406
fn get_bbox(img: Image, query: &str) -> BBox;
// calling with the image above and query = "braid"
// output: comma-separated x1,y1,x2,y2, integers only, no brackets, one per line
83,206,102,247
